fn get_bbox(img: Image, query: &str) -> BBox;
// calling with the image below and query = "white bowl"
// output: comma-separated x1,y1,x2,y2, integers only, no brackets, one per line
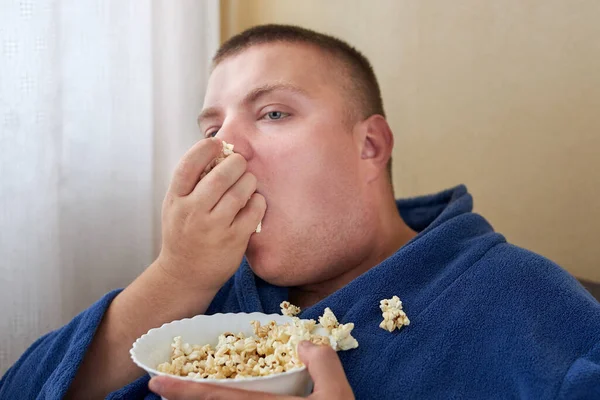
130,313,314,398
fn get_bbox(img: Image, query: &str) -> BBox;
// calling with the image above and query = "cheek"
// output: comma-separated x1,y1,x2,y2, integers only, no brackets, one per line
277,120,356,172
253,117,360,217
270,139,358,215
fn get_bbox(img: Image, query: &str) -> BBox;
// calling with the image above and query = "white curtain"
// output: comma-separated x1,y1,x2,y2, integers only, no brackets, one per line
0,0,219,374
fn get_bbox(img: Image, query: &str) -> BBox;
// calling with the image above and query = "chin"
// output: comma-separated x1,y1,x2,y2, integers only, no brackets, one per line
245,248,297,287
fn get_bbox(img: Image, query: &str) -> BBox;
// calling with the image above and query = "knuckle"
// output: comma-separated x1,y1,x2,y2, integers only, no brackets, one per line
177,208,194,227
254,193,267,209
174,200,203,226
229,192,248,209
210,165,230,182
205,211,223,228
223,227,238,242
245,172,257,189
205,137,220,149
175,159,193,181
251,204,266,221
199,137,219,155
231,153,247,170
162,193,176,209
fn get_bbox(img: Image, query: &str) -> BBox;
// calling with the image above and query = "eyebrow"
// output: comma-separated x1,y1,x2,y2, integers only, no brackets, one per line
197,107,221,128
244,82,311,104
197,83,311,128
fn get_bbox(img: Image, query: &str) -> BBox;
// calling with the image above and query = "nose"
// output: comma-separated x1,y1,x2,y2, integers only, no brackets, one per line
216,118,253,161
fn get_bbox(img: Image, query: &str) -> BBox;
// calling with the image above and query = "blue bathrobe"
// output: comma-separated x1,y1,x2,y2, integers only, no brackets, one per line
2,185,599,399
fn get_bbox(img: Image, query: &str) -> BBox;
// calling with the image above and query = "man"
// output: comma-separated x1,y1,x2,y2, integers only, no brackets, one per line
1,24,599,400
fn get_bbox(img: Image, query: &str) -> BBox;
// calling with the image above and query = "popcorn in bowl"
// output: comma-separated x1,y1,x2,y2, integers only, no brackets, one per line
130,303,358,397
154,303,357,380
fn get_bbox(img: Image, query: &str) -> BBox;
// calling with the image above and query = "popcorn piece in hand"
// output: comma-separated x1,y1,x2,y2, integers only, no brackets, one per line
200,141,234,179
200,140,262,233
379,295,410,332
280,301,301,317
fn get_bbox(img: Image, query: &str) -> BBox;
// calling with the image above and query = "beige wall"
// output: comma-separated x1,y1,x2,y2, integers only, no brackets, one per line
221,0,600,282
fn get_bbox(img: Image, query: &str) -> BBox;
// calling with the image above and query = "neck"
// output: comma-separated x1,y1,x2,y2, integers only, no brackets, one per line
288,197,417,309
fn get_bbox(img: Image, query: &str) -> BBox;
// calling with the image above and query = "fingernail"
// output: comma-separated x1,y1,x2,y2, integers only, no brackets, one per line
149,377,163,393
299,340,314,350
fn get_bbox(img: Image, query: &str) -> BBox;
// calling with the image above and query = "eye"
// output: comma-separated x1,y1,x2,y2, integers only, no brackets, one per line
263,111,289,120
206,128,219,138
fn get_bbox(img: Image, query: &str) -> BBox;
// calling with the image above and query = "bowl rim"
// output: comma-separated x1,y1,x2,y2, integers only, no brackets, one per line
130,312,309,383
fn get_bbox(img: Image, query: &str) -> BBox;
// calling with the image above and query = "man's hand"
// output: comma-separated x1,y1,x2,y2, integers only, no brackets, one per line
66,138,266,399
156,137,266,292
148,341,355,400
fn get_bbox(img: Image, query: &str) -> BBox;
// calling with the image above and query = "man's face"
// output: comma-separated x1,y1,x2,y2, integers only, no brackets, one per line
201,43,374,286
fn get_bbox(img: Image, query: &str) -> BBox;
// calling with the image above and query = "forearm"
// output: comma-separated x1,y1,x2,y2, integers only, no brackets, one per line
65,261,219,399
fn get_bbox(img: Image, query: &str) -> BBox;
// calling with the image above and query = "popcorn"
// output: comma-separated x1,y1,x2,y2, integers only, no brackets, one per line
317,307,358,351
199,141,234,180
199,140,262,233
318,307,339,332
280,301,301,317
157,305,358,380
331,323,359,351
379,295,410,332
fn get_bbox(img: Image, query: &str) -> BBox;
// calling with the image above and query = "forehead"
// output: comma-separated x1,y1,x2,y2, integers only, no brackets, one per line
205,43,341,105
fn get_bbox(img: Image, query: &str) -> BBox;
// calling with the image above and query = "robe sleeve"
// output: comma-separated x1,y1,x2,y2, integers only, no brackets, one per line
0,289,156,399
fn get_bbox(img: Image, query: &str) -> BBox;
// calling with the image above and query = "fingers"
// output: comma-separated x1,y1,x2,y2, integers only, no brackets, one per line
211,172,258,224
298,341,354,398
148,376,292,400
169,138,221,197
231,193,266,234
191,153,248,210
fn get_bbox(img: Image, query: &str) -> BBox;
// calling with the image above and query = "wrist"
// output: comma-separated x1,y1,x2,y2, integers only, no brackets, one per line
114,261,220,331
151,256,224,294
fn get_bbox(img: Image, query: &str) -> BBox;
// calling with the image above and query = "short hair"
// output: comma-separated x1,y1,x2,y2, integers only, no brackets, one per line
214,24,392,180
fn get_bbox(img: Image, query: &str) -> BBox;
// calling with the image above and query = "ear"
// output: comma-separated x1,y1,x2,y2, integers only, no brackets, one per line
357,115,394,182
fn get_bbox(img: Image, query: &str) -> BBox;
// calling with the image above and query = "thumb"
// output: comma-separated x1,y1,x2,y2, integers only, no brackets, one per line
297,341,353,397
